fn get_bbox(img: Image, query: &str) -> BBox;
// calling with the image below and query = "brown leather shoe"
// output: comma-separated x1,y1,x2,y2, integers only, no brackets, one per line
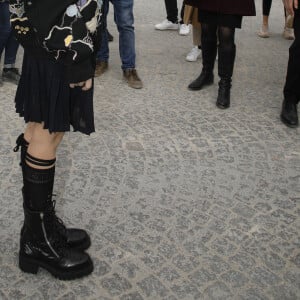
123,69,143,89
95,61,108,77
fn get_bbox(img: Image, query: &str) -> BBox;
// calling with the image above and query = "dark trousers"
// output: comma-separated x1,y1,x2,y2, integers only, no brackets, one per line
284,8,300,103
0,1,19,67
263,0,272,16
263,0,286,17
164,0,184,23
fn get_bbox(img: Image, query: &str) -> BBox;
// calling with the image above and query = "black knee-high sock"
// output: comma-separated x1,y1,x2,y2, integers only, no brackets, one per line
22,153,56,211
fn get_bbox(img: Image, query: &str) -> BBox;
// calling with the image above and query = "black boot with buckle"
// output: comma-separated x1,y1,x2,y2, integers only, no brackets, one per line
14,136,91,251
19,154,93,279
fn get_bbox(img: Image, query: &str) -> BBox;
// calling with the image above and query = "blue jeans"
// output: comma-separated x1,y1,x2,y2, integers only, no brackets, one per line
97,0,136,70
0,1,19,67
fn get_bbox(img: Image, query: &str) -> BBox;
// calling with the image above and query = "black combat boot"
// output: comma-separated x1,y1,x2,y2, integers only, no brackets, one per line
216,45,236,109
188,32,217,91
19,203,93,280
19,155,93,279
15,142,91,251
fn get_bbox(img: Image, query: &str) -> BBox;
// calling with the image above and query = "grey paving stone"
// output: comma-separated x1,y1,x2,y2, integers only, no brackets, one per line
157,266,181,282
203,281,233,300
249,267,281,288
171,281,200,299
101,273,132,296
137,275,168,298
188,268,217,289
220,270,248,288
268,284,299,300
120,292,144,300
239,288,270,300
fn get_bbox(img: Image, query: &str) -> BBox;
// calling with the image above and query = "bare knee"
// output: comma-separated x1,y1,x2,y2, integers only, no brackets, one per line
27,123,64,160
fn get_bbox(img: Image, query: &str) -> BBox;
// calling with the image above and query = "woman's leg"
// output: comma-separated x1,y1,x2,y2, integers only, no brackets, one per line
188,22,217,90
18,122,93,279
258,0,272,37
216,26,236,109
283,8,295,40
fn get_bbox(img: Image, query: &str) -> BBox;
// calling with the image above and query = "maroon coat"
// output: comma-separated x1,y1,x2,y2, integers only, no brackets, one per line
185,0,256,16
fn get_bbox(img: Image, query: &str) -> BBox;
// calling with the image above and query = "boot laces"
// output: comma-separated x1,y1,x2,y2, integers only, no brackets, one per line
44,196,69,255
13,133,25,152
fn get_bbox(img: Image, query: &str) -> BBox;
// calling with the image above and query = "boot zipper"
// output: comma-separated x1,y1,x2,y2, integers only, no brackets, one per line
40,212,60,258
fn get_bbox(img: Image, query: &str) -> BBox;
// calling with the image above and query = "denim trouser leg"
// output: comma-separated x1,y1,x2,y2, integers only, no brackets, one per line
0,2,19,67
111,0,135,70
96,0,109,62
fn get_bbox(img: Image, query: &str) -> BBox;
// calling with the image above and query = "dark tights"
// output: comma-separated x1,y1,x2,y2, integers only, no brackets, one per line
263,0,286,17
201,23,235,58
201,23,236,79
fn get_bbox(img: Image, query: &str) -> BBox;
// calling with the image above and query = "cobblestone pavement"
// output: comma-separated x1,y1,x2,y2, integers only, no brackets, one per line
0,0,300,299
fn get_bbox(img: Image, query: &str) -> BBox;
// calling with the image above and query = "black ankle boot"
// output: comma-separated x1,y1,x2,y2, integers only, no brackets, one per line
20,151,91,251
280,98,299,128
216,45,236,109
216,78,231,109
19,203,93,280
188,72,214,90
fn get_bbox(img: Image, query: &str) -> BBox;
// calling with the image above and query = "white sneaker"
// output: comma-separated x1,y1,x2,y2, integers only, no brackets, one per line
186,46,201,62
282,27,295,40
155,19,178,30
179,24,190,35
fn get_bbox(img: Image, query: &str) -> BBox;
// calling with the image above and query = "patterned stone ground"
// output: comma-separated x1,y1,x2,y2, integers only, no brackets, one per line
0,0,299,299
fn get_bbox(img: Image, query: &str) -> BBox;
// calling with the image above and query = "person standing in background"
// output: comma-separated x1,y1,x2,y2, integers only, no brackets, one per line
95,0,143,89
155,0,190,35
188,0,256,109
280,0,299,127
0,0,21,86
183,0,202,62
257,0,294,39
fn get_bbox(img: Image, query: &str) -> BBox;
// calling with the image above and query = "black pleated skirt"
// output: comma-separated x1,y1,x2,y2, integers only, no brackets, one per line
15,52,95,135
199,11,243,29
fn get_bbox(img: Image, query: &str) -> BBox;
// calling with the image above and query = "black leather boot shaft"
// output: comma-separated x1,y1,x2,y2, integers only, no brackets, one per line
216,45,236,109
19,204,93,280
188,33,217,91
19,148,91,250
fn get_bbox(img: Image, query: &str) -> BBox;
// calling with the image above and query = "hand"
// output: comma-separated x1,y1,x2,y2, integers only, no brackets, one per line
283,0,298,16
69,78,93,91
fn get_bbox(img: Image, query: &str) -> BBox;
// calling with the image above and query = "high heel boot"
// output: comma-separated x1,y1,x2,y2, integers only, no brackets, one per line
216,45,236,109
14,136,91,251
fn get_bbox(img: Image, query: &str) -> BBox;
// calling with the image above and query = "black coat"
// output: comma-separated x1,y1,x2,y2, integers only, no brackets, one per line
186,0,256,16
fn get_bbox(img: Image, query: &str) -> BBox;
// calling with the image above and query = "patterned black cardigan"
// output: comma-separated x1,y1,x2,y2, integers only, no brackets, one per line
9,0,102,83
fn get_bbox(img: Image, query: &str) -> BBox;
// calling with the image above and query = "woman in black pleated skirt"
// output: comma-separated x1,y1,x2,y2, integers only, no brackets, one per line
188,1,256,109
10,0,101,280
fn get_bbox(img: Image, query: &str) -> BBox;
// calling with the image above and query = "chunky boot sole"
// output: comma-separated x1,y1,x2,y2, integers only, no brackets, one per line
19,254,94,280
